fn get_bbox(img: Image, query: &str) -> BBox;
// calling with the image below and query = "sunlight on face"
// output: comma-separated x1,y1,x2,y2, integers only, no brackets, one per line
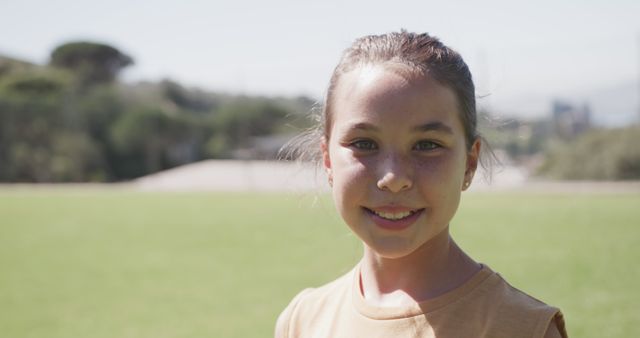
323,65,478,259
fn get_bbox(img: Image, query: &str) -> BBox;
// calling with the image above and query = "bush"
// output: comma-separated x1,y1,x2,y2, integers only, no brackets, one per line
538,126,640,180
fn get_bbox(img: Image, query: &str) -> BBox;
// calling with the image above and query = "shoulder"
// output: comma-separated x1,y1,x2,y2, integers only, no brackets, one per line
479,270,568,338
275,288,313,338
438,265,567,338
275,270,354,338
543,310,568,338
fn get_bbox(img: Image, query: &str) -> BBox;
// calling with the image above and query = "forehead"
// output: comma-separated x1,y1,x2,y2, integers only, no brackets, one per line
330,65,463,133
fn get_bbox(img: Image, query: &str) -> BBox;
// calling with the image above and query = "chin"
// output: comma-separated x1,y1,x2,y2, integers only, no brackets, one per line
365,236,422,259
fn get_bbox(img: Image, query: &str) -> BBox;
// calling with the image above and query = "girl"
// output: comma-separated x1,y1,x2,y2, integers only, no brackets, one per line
276,31,567,338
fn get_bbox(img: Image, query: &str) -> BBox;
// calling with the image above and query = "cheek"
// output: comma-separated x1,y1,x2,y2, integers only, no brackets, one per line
416,152,462,173
334,160,368,191
329,149,370,199
414,153,466,191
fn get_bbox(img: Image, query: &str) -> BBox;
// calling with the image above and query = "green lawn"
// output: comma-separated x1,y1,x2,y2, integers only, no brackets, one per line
0,188,638,337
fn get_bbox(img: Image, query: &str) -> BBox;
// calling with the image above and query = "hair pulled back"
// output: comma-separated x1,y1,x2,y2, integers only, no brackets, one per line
281,30,489,168
326,30,476,148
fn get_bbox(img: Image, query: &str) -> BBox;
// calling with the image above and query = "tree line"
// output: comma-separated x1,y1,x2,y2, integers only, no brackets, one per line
2,42,638,182
481,113,640,180
0,42,314,182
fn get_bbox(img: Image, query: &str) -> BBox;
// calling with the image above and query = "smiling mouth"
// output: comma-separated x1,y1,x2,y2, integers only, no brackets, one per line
364,207,423,221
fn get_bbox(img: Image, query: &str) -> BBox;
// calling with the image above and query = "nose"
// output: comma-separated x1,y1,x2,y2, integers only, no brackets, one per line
376,153,413,193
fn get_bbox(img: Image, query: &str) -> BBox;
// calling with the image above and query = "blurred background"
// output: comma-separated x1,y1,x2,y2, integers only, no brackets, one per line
1,0,639,337
1,0,639,183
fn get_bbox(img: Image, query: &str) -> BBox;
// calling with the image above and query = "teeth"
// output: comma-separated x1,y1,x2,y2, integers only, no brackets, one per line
373,210,414,220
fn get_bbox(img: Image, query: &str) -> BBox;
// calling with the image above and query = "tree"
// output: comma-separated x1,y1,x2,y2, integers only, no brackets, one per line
538,126,640,180
211,100,289,148
160,79,218,113
0,69,105,182
110,107,198,178
49,42,133,87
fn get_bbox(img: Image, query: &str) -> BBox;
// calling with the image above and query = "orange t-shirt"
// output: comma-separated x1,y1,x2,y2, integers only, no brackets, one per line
276,264,567,338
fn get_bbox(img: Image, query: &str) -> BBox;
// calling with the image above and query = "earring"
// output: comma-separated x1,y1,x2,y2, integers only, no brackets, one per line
328,175,333,187
463,181,470,189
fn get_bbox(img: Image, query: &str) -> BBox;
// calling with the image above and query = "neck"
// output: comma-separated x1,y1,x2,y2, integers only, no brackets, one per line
359,227,480,307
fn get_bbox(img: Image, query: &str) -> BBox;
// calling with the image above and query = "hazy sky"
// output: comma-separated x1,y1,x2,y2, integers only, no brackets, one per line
1,0,639,119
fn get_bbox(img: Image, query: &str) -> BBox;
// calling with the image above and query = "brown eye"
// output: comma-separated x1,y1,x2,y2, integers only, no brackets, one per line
351,139,378,151
413,140,440,151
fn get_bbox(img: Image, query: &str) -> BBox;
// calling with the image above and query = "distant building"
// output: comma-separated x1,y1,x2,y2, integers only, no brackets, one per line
552,100,592,139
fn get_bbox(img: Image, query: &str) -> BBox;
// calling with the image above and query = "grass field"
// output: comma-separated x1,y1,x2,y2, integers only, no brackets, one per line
1,188,638,337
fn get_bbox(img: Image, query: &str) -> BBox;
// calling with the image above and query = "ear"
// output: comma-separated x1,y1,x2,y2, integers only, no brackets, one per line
463,138,481,191
321,138,333,183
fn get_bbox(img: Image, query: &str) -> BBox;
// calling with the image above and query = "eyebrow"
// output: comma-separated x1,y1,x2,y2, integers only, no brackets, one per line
412,122,453,134
348,121,453,134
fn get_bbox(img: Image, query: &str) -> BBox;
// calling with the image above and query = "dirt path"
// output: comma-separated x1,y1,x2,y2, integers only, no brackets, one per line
132,160,640,194
1,160,638,194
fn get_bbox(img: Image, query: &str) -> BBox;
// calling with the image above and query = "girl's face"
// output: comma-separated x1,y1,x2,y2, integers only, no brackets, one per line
322,65,479,259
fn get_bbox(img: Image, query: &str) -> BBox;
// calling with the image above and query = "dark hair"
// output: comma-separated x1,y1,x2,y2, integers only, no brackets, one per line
280,30,494,172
